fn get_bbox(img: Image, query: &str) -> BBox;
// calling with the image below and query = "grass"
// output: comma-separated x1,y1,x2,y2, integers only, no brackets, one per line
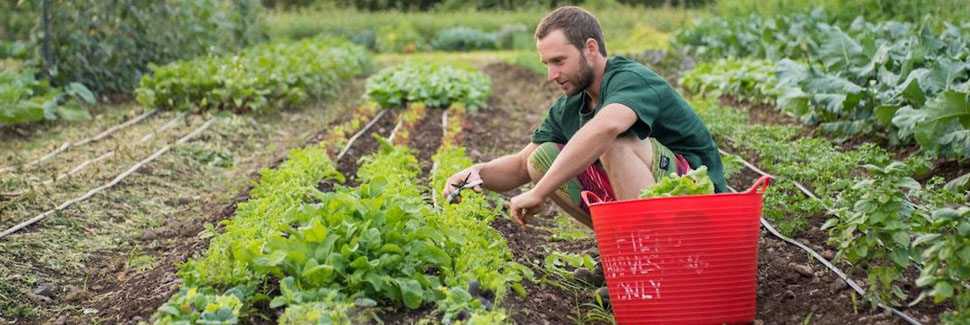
265,6,703,54
376,50,525,69
0,58,22,72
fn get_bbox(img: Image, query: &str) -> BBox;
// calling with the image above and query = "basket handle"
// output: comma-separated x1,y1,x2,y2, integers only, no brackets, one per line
581,191,603,206
746,176,772,194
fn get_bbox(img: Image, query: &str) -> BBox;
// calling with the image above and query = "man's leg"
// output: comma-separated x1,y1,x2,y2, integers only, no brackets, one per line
525,137,677,227
600,133,684,200
599,133,655,200
526,142,594,228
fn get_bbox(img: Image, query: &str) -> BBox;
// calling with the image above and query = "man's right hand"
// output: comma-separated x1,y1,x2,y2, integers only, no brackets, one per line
442,166,484,204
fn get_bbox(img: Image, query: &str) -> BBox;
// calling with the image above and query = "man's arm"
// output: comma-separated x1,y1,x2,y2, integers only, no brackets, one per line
442,142,539,201
479,142,539,192
508,103,638,226
532,103,637,198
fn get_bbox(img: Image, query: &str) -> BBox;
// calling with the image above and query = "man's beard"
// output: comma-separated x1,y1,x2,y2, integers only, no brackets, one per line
566,52,595,96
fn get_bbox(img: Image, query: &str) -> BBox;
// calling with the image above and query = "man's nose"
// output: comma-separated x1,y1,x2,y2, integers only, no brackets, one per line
547,68,559,82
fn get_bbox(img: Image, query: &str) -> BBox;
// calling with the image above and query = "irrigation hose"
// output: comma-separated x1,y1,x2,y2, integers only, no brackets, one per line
430,110,450,210
336,110,388,162
0,118,218,240
0,109,158,174
1,112,190,197
387,119,405,143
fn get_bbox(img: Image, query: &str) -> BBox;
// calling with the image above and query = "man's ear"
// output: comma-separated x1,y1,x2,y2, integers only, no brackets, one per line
585,38,599,57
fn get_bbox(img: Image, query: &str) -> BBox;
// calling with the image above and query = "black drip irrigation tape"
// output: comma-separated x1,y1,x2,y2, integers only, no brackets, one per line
721,149,922,325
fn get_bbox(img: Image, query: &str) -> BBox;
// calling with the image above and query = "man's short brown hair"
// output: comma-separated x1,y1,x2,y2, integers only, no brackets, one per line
535,6,607,57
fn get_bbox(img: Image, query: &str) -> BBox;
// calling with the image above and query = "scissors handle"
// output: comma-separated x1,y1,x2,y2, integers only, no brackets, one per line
446,180,484,204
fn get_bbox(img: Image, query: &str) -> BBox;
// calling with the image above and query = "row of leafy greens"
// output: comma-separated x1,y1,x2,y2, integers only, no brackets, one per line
153,103,531,323
675,11,970,161
675,11,970,195
137,37,372,113
365,61,492,110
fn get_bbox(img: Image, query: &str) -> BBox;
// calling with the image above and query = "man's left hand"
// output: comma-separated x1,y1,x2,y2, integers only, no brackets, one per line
508,189,545,230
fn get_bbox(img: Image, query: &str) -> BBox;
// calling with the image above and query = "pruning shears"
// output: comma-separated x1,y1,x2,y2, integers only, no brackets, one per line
446,173,484,204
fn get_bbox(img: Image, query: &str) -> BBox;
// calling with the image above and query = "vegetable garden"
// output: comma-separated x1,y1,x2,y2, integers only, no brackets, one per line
1,1,968,324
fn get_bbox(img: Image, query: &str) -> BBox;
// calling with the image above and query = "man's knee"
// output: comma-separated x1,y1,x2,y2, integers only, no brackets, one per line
527,142,560,182
601,134,653,169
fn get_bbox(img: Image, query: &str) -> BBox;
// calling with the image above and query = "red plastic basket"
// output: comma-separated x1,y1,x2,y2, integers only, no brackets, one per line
581,176,771,325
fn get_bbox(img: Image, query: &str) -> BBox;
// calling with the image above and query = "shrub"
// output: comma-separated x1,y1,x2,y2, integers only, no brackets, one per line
431,27,497,51
42,0,264,95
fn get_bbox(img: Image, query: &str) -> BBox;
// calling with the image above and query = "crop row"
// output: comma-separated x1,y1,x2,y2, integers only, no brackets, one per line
675,11,970,169
136,37,372,113
681,57,970,192
365,61,492,110
691,97,969,322
154,109,529,323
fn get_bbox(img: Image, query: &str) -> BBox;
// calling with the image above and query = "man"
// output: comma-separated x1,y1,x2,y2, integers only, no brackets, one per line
442,6,726,230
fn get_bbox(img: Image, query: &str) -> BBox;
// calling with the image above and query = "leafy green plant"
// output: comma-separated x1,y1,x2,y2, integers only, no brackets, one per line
914,206,970,323
893,90,970,158
639,166,715,198
137,38,371,113
711,0,970,24
430,27,498,51
676,11,970,162
1,69,95,126
178,144,237,168
178,144,345,288
154,286,248,324
159,107,531,322
673,10,827,62
256,176,450,310
277,296,375,324
822,162,922,306
680,58,779,104
365,61,492,109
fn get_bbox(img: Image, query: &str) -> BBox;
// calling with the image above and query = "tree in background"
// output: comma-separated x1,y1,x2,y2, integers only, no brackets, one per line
8,0,263,96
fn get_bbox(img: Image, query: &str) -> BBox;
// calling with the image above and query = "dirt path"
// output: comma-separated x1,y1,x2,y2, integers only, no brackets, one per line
0,79,367,324
463,63,606,324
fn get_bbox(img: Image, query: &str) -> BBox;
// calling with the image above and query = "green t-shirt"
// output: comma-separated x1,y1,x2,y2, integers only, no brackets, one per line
531,56,727,193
